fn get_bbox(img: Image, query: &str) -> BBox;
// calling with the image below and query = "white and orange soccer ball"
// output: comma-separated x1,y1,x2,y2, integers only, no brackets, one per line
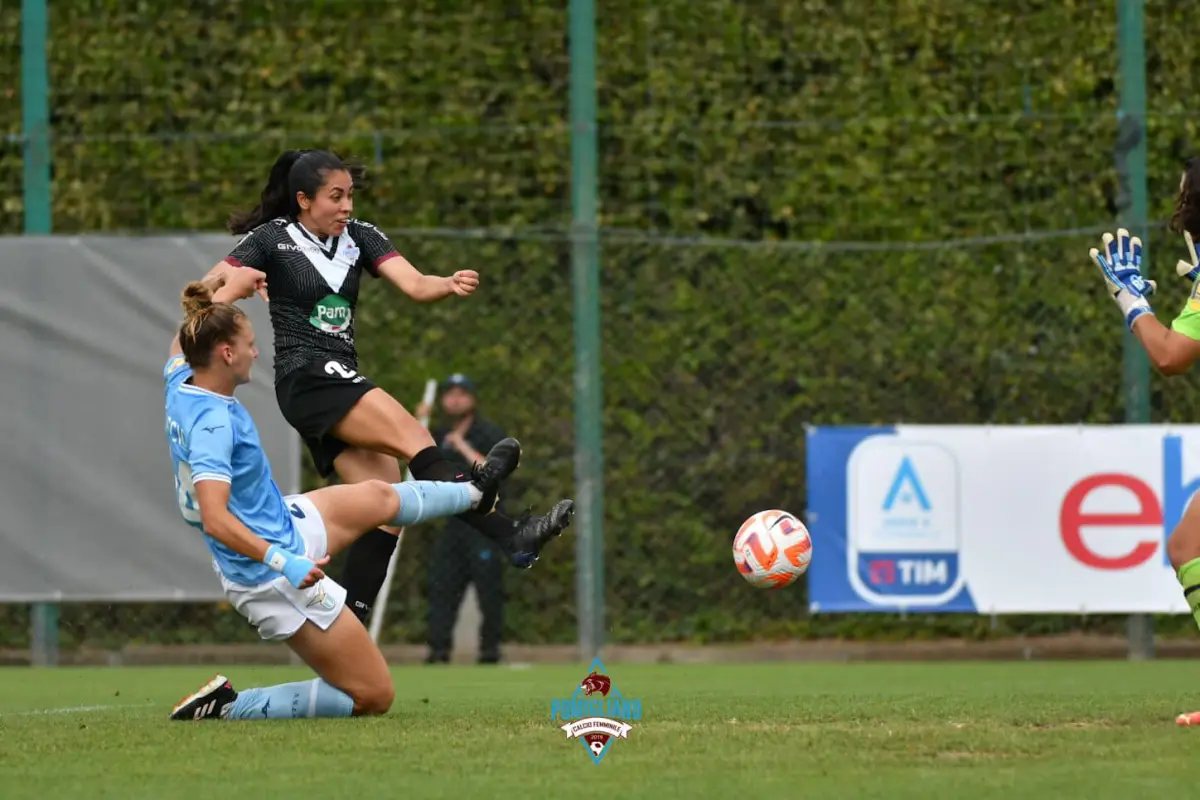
732,509,813,589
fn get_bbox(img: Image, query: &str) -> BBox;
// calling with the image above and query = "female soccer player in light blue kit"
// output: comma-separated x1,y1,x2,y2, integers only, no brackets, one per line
163,265,522,721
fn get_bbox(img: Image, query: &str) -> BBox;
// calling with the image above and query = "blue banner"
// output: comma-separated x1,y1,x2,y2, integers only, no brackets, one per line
805,426,978,613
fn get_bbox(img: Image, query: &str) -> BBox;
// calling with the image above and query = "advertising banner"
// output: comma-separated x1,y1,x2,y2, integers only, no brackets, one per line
806,425,1200,614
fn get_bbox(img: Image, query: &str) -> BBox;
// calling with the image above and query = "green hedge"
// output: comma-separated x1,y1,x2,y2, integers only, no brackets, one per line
2,0,1199,647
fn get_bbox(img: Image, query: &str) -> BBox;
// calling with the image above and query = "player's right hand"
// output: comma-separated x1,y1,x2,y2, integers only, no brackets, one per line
1178,231,1200,283
297,555,330,590
265,545,327,589
1090,228,1156,329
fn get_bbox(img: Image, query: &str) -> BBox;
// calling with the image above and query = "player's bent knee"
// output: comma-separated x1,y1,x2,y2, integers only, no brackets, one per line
1168,525,1200,570
1166,516,1200,569
365,479,401,522
352,678,395,716
1168,495,1200,569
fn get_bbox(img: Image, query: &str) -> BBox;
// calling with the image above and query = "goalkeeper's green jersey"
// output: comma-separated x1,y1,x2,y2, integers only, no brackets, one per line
1174,280,1200,340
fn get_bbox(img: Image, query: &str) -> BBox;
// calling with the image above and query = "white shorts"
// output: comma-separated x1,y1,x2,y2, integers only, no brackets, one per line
217,494,348,642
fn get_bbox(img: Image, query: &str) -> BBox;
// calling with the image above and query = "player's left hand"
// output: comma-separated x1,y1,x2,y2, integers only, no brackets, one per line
447,270,479,297
1178,230,1200,283
1090,227,1156,329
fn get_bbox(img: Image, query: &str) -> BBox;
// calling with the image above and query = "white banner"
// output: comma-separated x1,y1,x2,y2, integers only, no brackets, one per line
560,717,634,739
807,425,1200,614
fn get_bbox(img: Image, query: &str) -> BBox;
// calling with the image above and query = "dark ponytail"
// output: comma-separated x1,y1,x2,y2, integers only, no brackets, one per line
228,150,305,234
228,149,364,235
1172,156,1200,237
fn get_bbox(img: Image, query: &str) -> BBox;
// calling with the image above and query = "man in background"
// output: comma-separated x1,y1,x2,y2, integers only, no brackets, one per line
420,374,509,664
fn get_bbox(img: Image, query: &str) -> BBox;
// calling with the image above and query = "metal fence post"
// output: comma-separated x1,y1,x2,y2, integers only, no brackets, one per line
22,0,58,668
568,0,605,661
1116,0,1154,661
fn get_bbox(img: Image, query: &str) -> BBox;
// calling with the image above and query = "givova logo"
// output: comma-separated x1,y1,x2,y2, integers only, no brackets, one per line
846,438,964,605
310,294,352,333
550,659,641,764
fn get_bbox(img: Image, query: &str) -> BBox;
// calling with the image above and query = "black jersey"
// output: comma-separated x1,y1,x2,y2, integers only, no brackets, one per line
223,217,398,381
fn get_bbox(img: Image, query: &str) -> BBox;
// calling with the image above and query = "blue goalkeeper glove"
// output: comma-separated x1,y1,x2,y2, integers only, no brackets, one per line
1177,230,1200,283
263,544,317,589
1090,227,1157,329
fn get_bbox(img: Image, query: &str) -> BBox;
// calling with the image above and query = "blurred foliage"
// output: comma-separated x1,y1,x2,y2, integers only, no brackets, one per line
3,0,1200,649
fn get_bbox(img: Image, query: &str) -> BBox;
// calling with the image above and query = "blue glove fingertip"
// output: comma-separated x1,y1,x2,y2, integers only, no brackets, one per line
1091,247,1122,292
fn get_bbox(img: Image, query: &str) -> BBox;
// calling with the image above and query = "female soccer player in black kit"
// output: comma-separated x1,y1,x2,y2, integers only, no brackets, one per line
211,149,574,624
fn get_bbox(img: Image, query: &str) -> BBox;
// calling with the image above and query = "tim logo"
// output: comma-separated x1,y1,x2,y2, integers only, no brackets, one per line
549,659,641,765
847,437,963,605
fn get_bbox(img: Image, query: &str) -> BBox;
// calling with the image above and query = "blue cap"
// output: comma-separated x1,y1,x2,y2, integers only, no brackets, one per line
441,373,476,395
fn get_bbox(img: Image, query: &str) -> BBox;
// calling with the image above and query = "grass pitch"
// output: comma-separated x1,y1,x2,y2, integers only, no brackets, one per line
2,660,1199,798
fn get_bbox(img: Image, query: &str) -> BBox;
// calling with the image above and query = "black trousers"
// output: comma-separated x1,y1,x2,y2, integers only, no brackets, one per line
427,523,505,661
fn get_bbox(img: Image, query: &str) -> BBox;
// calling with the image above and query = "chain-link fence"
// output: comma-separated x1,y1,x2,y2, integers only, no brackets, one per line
4,1,1200,663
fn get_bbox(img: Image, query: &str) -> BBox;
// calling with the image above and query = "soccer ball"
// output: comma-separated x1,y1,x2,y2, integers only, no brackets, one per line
732,509,813,589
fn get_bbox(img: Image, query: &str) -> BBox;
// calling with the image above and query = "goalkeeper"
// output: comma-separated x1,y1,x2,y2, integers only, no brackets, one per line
1091,164,1200,725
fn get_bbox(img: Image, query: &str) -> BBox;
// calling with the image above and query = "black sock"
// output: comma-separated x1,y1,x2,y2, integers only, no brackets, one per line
461,507,517,540
341,528,399,623
409,445,467,482
409,446,517,542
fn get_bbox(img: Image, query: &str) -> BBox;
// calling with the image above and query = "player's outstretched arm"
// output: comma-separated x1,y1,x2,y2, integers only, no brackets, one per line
376,254,479,302
194,480,328,589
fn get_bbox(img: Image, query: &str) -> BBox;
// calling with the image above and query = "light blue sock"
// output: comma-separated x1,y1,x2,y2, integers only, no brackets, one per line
225,678,354,721
391,480,474,526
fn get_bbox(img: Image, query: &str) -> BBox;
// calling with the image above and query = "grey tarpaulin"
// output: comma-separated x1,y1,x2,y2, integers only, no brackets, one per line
0,234,300,601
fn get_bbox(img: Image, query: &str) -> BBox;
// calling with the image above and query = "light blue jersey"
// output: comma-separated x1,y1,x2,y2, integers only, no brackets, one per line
163,355,303,586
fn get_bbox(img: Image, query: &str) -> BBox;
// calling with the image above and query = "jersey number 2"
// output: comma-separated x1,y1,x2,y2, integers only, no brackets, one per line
324,361,358,380
175,462,202,524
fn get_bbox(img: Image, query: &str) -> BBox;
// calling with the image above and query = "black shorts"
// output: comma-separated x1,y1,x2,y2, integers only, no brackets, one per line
275,359,377,478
